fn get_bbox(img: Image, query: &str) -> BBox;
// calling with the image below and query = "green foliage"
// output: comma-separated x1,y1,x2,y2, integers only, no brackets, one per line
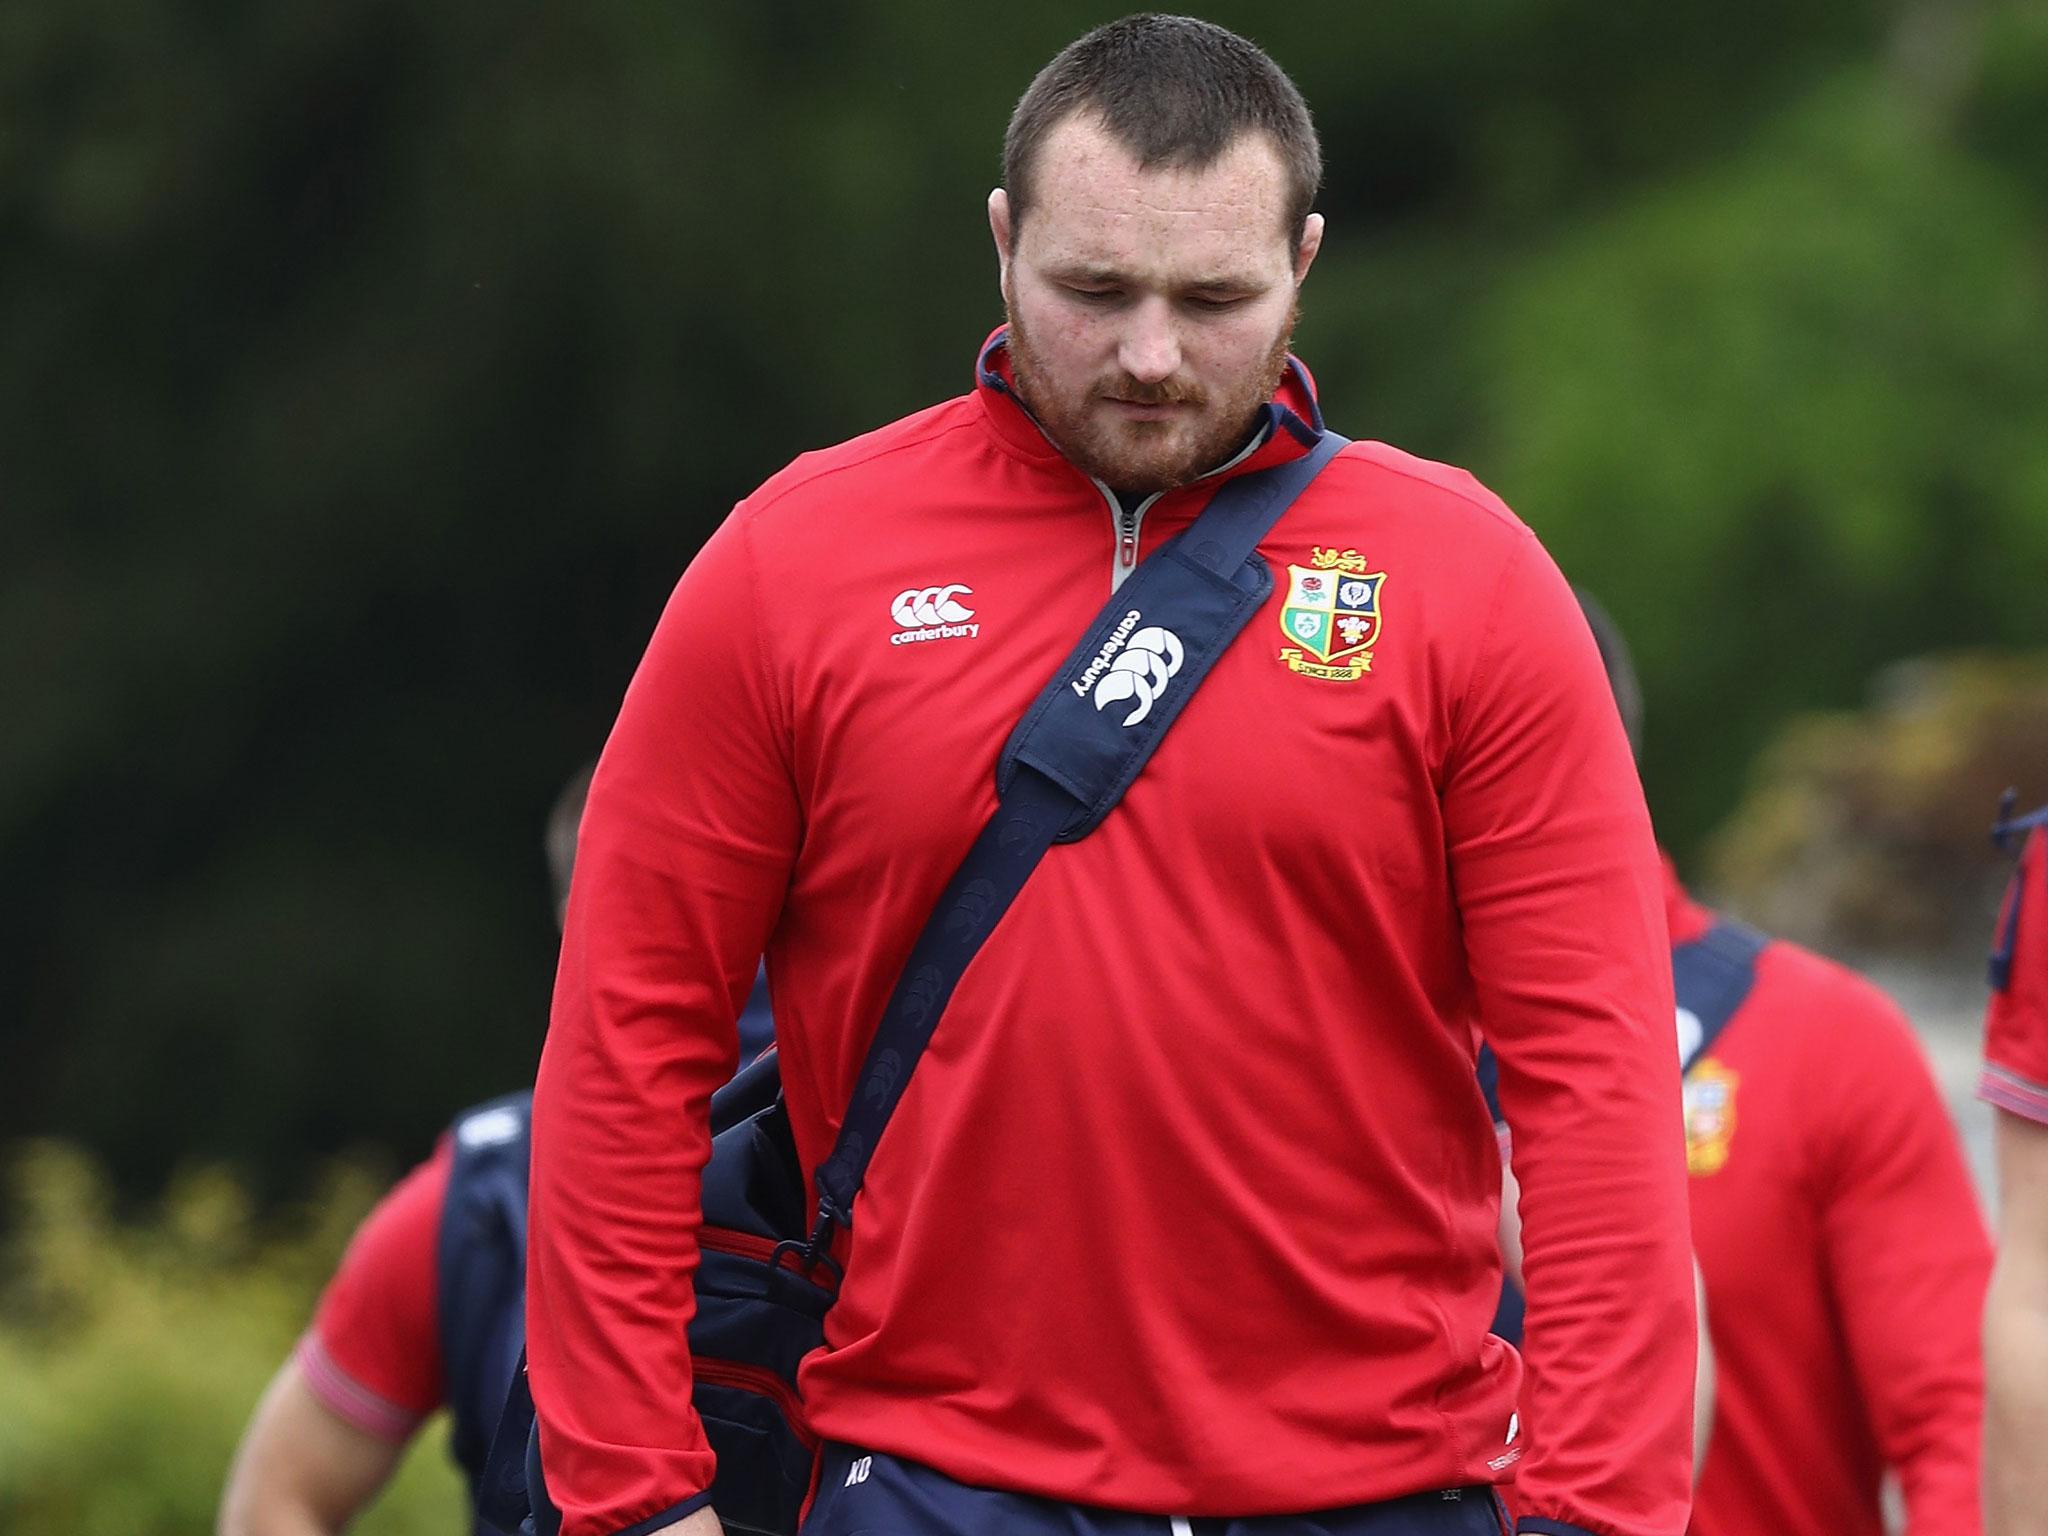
2,0,2046,1192
1480,65,2048,852
0,1144,463,1535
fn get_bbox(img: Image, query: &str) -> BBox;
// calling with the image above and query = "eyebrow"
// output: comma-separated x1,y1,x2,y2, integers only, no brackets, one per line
1045,261,1270,293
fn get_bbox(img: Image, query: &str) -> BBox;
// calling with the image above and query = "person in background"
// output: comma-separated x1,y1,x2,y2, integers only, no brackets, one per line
1978,794,2048,1536
1490,594,1988,1536
216,766,772,1536
529,16,1696,1536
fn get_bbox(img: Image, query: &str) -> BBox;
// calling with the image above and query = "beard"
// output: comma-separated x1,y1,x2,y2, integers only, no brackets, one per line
1003,292,1298,496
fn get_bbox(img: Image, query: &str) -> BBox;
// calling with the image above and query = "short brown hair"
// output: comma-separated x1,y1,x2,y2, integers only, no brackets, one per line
1574,589,1645,762
546,759,597,918
1003,15,1321,242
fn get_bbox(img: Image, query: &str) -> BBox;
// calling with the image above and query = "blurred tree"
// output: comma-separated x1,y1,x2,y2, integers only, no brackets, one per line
1702,652,2048,956
0,0,2038,1196
1477,45,2048,854
0,1144,462,1533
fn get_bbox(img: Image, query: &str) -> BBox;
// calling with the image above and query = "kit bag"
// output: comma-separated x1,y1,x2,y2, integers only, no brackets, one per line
481,430,1350,1536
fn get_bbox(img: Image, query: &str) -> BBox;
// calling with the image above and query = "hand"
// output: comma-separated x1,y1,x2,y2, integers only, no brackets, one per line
652,1508,724,1536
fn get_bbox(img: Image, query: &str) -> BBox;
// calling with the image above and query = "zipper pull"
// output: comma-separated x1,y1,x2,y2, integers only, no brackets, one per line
1118,507,1139,569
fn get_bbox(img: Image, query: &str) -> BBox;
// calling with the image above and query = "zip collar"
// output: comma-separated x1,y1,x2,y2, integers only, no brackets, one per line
1093,426,1274,591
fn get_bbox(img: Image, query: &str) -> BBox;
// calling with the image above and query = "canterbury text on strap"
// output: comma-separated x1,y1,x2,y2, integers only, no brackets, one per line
789,429,1351,1273
1673,919,1769,1074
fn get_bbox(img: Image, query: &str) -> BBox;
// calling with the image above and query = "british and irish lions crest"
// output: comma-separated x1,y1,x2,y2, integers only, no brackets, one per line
1279,547,1385,682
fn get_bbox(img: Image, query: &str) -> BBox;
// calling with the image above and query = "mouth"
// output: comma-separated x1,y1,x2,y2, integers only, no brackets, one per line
1101,397,1192,421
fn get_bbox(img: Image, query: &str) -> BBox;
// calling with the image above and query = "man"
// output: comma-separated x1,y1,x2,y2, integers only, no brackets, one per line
1489,597,1989,1536
217,1090,534,1536
530,17,1695,1536
216,768,772,1536
1980,797,2048,1535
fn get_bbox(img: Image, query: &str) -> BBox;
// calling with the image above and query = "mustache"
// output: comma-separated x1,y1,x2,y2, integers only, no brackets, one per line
1099,375,1205,408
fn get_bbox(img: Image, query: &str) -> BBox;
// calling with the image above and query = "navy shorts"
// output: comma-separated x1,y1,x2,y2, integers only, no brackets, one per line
801,1444,1510,1536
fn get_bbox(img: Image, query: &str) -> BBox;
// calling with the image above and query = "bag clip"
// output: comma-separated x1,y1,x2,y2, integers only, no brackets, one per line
771,1196,847,1285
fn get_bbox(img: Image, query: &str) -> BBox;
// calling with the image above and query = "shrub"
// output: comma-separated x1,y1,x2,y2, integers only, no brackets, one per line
0,1141,464,1535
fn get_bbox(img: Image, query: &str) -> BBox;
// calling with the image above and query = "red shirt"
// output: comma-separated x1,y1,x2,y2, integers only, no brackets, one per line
1667,868,1990,1536
297,1139,451,1441
528,337,1696,1536
1982,826,2048,1121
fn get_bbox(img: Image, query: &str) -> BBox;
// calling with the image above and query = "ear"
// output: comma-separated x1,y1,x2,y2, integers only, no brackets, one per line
989,188,1014,283
1293,212,1324,285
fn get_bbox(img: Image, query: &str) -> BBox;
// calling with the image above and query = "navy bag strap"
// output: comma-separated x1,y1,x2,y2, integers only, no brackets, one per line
437,1094,534,1535
795,430,1350,1267
1673,918,1769,1074
479,1365,546,1534
1993,790,2048,855
1990,791,2048,991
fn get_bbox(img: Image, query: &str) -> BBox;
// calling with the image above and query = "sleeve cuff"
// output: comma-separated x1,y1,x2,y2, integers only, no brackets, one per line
294,1332,424,1443
605,1487,716,1536
1980,1062,2048,1125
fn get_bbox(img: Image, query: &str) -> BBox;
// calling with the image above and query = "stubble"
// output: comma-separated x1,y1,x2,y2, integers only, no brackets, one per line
1003,295,1298,495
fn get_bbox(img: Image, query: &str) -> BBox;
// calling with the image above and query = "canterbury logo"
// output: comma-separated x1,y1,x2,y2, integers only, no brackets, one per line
891,584,974,627
1071,613,1184,727
889,583,980,646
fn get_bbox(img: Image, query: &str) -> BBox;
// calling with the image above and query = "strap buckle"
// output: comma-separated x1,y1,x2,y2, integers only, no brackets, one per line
770,1197,847,1285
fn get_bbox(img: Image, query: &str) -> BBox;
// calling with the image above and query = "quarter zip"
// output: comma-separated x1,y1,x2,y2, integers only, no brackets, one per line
1093,481,1166,593
1093,427,1273,593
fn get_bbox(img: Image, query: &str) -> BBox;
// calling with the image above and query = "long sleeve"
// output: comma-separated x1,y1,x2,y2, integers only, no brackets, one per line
1814,989,1991,1534
1443,535,1695,1536
526,508,802,1536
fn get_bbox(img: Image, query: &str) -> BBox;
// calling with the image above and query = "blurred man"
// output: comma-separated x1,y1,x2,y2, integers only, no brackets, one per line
216,767,771,1536
218,1090,534,1536
1980,796,2048,1536
1490,597,1988,1536
531,17,1696,1536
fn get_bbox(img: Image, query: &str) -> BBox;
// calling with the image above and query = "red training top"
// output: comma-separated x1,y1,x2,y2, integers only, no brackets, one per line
528,336,1697,1536
1666,866,1990,1536
296,1139,452,1442
1982,826,2048,1122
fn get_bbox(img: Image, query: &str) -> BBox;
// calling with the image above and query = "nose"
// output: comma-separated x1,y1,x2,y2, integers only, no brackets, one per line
1117,298,1181,385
